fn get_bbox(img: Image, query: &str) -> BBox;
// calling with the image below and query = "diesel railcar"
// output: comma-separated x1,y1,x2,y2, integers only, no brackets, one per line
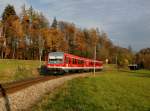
45,52,103,74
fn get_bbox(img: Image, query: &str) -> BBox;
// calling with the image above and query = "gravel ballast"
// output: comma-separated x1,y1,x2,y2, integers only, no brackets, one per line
0,73,90,111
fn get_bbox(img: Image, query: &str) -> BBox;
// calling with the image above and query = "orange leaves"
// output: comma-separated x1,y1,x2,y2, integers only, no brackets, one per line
40,28,68,52
47,29,64,50
22,15,30,33
89,29,98,47
1,5,121,61
0,21,3,37
22,15,30,23
75,30,86,50
4,15,23,39
12,19,23,38
0,21,2,27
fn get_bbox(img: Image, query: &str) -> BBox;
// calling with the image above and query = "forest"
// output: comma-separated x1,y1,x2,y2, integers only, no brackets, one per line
0,5,149,69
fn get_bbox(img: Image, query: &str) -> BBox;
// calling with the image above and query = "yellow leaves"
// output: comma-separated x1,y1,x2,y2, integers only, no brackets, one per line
75,30,86,50
46,29,63,49
40,28,49,39
23,15,29,22
41,28,68,51
67,24,75,34
12,19,23,38
4,15,23,39
89,29,98,46
29,28,39,39
0,21,3,38
0,21,2,27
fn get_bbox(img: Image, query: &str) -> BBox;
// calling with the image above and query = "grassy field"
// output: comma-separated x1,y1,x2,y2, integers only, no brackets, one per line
32,69,150,111
0,59,43,83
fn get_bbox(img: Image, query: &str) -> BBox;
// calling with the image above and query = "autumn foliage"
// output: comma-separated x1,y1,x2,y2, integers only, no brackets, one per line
135,48,150,69
1,4,146,69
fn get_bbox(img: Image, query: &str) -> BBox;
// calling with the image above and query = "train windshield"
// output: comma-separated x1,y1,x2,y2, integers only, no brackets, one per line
49,59,63,64
48,52,64,64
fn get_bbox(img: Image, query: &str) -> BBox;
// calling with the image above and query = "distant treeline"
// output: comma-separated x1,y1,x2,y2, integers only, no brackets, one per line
0,5,149,69
135,48,150,70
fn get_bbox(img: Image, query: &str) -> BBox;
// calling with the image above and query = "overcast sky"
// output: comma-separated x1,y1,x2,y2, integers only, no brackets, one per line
0,0,150,51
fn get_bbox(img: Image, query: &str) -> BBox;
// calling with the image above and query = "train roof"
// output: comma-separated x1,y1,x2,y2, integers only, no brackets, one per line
49,52,102,63
48,52,64,56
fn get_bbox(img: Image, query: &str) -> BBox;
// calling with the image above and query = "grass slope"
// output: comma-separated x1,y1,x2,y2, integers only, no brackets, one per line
32,70,150,111
0,59,42,83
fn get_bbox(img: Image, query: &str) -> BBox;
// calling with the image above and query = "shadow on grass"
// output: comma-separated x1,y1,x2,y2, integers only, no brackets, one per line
119,70,150,78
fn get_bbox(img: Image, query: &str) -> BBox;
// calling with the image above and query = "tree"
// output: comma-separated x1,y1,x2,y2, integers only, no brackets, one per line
8,17,23,58
1,4,136,64
136,48,150,69
74,29,86,56
0,21,6,58
128,45,132,53
0,21,3,35
1,5,18,58
12,19,24,58
39,13,49,28
83,29,92,58
58,21,76,53
2,4,16,22
89,29,98,59
44,28,67,52
51,17,57,28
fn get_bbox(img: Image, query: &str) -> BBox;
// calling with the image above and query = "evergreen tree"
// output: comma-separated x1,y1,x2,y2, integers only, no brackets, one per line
28,6,34,22
51,17,57,28
128,45,132,52
39,12,49,28
2,4,16,22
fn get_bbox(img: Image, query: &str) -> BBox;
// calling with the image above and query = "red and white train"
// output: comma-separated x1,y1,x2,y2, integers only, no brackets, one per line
45,52,103,74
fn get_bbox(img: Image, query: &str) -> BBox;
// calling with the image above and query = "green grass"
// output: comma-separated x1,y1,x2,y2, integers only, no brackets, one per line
32,69,150,111
0,59,43,83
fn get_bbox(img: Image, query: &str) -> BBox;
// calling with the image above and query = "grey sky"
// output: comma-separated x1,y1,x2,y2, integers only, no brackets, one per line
0,0,150,51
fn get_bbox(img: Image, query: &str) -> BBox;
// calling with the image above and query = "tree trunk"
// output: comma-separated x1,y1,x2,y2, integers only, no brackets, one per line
1,47,3,59
12,47,15,59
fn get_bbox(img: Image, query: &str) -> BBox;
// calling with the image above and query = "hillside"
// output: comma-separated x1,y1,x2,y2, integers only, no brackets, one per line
0,59,42,83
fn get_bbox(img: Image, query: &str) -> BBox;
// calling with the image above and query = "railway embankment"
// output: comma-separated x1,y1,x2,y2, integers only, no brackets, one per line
0,73,91,111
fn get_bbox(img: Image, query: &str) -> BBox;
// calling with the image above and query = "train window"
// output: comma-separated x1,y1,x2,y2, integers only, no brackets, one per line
72,58,76,64
89,62,91,65
65,57,69,63
78,60,81,64
49,59,63,64
96,62,98,65
69,58,71,64
76,59,78,64
78,60,83,64
75,59,77,64
81,60,84,64
78,60,80,64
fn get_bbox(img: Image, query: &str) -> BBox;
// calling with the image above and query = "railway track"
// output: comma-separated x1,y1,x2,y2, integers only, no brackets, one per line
0,75,60,96
0,72,90,98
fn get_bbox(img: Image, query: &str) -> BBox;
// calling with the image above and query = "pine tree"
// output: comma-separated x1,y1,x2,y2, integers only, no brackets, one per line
51,17,57,28
2,4,16,22
28,6,34,22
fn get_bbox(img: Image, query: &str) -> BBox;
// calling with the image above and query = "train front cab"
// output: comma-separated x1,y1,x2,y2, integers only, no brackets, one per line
47,52,65,74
